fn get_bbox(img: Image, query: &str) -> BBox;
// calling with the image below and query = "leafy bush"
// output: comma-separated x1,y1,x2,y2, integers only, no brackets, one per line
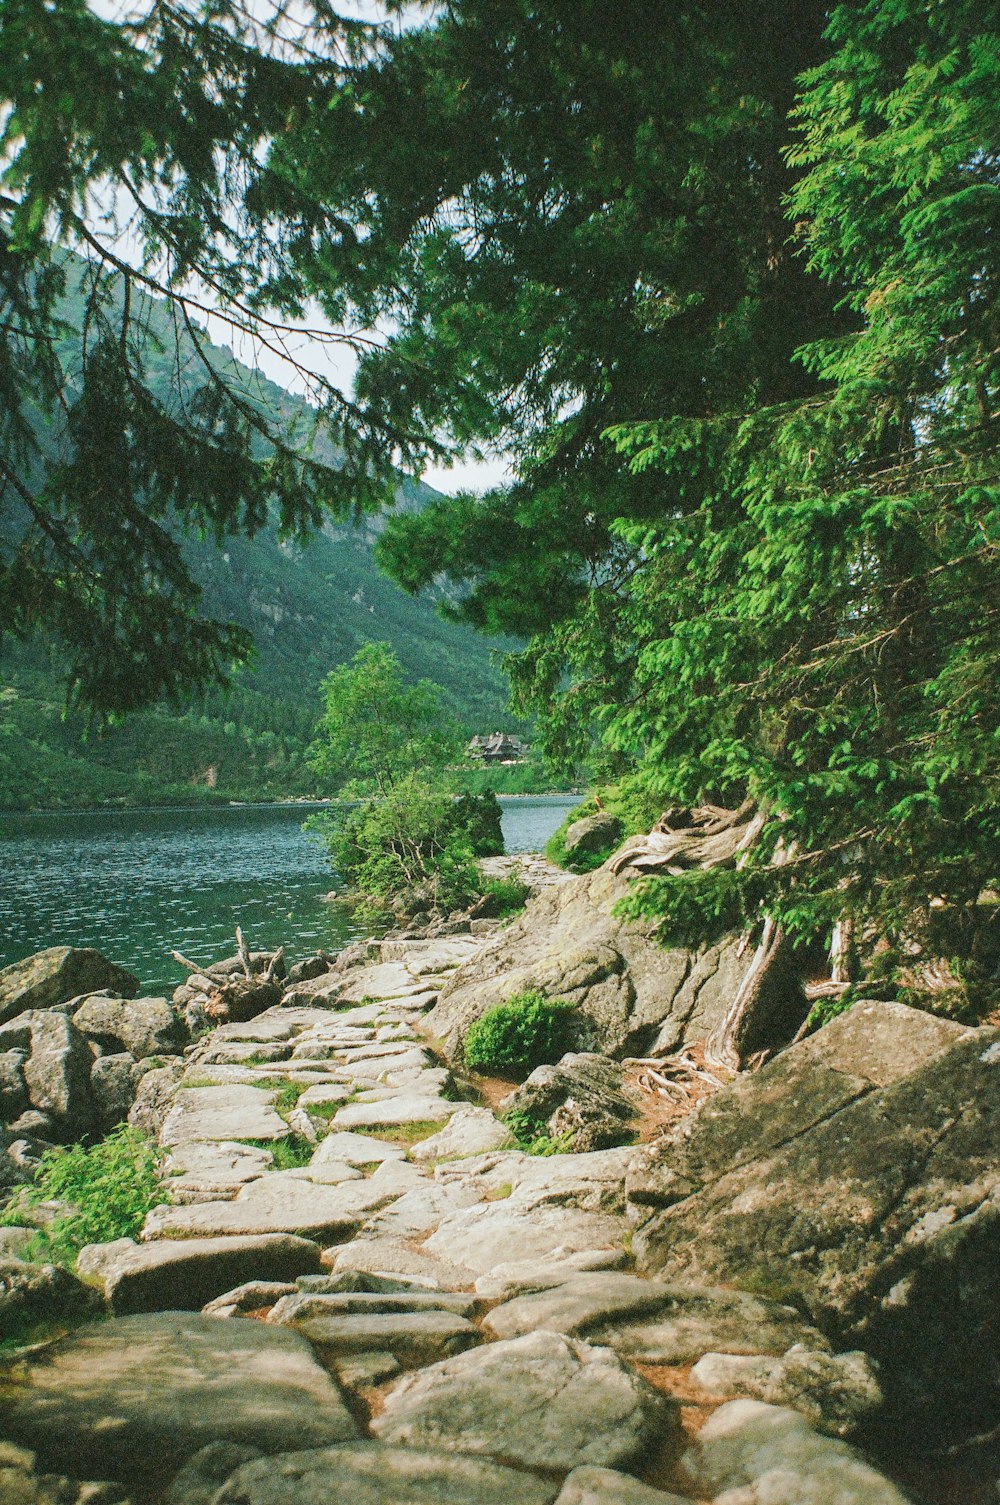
478,875,532,917
449,791,504,857
545,778,662,872
309,773,482,922
0,1124,164,1267
502,1106,575,1156
463,990,577,1078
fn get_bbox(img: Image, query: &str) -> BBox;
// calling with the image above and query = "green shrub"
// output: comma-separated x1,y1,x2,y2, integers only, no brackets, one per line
463,990,577,1078
0,1124,164,1267
478,875,532,917
502,1107,576,1157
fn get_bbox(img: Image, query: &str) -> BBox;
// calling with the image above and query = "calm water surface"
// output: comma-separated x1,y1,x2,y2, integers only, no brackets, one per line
0,796,581,993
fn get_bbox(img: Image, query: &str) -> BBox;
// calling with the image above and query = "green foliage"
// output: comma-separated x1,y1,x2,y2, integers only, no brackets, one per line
309,643,463,798
463,991,577,1079
501,1107,575,1157
478,875,532,918
310,773,483,923
307,645,505,917
545,781,661,872
0,1125,164,1267
239,1134,313,1170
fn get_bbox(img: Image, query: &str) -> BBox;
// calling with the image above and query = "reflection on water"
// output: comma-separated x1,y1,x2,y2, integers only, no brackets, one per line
0,795,580,993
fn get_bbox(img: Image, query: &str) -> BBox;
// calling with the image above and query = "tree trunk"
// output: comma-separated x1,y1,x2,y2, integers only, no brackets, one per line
703,916,789,1073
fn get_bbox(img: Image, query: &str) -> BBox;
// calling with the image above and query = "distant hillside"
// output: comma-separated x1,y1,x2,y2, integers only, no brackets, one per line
0,274,515,810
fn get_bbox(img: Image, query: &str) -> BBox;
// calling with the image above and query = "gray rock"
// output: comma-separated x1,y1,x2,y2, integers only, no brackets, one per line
427,858,800,1061
629,1003,999,1429
372,1330,676,1473
213,1442,558,1505
286,1310,479,1367
334,1352,401,1387
286,956,335,986
126,1061,184,1138
555,1467,694,1505
423,1200,625,1275
0,948,139,1027
679,1399,912,1504
0,1312,356,1486
23,1013,94,1140
0,1258,102,1337
332,1096,459,1129
0,1049,29,1120
162,1140,275,1198
267,1290,477,1324
202,1281,297,1317
326,1237,476,1290
690,1346,884,1438
71,995,186,1060
90,1053,143,1132
142,1172,362,1242
159,1085,289,1145
484,1274,824,1364
500,1052,639,1151
165,1442,263,1505
76,1232,322,1314
562,812,622,859
408,1106,515,1162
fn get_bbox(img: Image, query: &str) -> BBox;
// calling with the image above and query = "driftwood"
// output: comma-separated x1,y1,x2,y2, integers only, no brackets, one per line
172,933,285,1025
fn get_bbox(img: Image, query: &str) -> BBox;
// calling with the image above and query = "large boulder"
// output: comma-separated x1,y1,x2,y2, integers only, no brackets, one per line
22,1013,95,1141
562,813,622,860
499,1053,639,1151
0,949,139,1027
426,861,801,1062
71,994,186,1059
628,1001,999,1434
0,1312,356,1487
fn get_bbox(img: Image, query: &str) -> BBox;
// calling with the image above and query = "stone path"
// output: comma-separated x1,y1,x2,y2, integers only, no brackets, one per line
0,930,914,1504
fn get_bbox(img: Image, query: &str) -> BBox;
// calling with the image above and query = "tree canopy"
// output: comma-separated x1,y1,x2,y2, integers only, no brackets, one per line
286,0,1000,972
4,0,999,981
0,0,424,714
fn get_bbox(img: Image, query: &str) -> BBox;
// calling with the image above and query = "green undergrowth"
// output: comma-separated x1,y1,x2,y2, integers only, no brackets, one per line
238,1133,314,1169
0,1125,165,1268
501,1107,576,1157
544,780,663,873
477,875,532,918
360,1121,442,1147
463,991,577,1079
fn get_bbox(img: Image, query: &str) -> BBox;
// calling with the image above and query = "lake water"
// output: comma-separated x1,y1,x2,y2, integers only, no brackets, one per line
0,796,581,994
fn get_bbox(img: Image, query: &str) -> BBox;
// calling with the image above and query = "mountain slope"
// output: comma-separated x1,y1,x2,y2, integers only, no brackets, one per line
0,283,514,810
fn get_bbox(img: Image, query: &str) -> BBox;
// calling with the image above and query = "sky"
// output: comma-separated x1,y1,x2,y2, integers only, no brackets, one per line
84,0,513,497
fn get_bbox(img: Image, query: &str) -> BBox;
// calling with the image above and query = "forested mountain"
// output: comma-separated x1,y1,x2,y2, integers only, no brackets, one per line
0,290,513,810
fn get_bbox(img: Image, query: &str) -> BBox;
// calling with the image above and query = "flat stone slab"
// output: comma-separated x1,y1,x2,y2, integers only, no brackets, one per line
333,1096,459,1129
555,1468,695,1505
76,1232,322,1314
326,1237,477,1290
310,1133,406,1169
423,1201,625,1275
163,1140,274,1196
143,1174,363,1242
372,1330,675,1473
410,1107,515,1162
297,1083,353,1108
160,1085,288,1145
680,1399,911,1504
289,1311,479,1366
329,964,428,1003
0,1312,356,1485
213,1443,558,1505
483,1275,824,1362
689,1346,884,1439
268,1290,478,1324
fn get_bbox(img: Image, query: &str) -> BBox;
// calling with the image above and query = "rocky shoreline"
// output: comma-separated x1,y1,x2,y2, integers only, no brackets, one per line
0,848,997,1504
